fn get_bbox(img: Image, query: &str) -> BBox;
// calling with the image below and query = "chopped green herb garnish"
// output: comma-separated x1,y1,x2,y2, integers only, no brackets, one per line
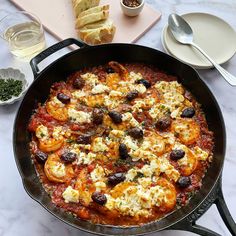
133,172,144,182
115,157,134,168
0,78,23,101
66,139,75,143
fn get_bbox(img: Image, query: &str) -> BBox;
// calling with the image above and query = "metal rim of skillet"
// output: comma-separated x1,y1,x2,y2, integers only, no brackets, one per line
13,38,236,236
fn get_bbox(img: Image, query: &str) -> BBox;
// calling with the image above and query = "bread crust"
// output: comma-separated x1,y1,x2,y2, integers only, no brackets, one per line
79,19,116,45
78,5,109,18
73,0,100,17
76,10,109,28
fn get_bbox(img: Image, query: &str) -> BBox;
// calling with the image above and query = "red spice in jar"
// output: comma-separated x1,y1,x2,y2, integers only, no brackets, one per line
123,0,141,7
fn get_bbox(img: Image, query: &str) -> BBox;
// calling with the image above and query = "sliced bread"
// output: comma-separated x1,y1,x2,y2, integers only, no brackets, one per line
73,0,100,17
79,19,116,45
76,10,109,28
78,5,109,18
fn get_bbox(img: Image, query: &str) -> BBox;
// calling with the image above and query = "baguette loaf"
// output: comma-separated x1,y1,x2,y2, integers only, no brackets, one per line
73,0,100,17
79,19,116,45
76,10,109,28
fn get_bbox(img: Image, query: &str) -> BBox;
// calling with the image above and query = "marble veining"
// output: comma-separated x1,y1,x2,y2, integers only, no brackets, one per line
0,0,235,235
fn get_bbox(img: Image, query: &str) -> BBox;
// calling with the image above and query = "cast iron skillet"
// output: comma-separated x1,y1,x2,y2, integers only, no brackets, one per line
13,38,236,236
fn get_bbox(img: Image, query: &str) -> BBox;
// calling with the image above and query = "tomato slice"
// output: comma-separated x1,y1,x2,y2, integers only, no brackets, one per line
70,123,80,131
28,118,40,132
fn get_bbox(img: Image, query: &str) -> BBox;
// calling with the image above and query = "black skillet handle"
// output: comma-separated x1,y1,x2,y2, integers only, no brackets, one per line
215,183,236,235
169,176,236,236
30,38,88,77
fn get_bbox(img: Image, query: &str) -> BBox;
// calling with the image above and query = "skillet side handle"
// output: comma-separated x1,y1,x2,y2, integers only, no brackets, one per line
30,38,87,78
215,182,236,236
169,176,236,236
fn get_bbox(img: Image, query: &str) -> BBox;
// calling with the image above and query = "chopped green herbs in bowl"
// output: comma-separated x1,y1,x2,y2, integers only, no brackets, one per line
0,68,28,105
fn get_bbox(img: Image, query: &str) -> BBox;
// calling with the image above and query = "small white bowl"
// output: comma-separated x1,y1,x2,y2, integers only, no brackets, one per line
0,68,28,105
120,0,145,17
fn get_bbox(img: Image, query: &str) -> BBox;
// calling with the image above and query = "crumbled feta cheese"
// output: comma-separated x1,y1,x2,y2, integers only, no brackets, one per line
103,95,121,109
92,137,108,152
68,108,91,123
158,157,171,172
128,71,143,83
152,142,166,153
163,92,185,109
105,183,168,217
193,146,209,161
92,84,110,94
171,107,181,118
148,103,171,120
51,96,64,107
130,149,156,161
154,81,184,95
90,165,106,182
52,126,64,139
153,81,187,116
109,90,123,97
51,163,66,178
81,73,99,86
72,90,87,99
76,151,87,165
173,122,192,140
134,84,146,94
123,135,139,150
162,133,176,145
125,168,138,181
139,135,165,155
35,125,49,140
178,156,191,167
132,98,155,112
138,177,152,188
140,165,153,177
70,144,96,165
95,181,106,191
84,152,97,164
122,112,140,127
109,130,125,141
151,157,180,182
62,186,79,203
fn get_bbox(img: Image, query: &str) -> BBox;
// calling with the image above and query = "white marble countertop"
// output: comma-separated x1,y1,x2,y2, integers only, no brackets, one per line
0,0,236,235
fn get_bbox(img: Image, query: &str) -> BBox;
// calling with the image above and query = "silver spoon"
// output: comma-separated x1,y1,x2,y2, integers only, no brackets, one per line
168,13,236,86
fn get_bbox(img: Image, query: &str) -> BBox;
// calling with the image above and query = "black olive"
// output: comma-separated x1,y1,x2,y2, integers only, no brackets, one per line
127,127,143,139
126,90,139,101
35,151,48,163
92,108,104,125
136,78,151,88
106,67,115,73
57,93,70,104
60,152,77,163
155,117,171,131
119,143,129,159
77,134,92,144
108,111,122,124
177,176,191,188
91,191,107,205
170,149,185,160
181,107,195,118
108,173,126,185
73,76,85,89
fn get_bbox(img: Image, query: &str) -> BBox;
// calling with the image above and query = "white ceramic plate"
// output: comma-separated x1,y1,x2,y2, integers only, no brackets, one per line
0,68,28,105
162,13,236,69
